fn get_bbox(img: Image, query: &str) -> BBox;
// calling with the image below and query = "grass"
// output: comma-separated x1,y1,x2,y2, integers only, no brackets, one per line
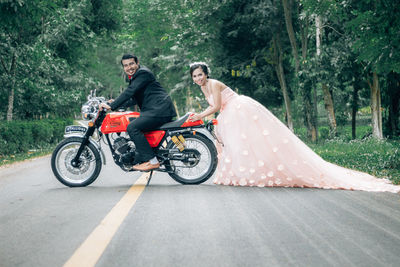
295,124,400,184
308,138,400,185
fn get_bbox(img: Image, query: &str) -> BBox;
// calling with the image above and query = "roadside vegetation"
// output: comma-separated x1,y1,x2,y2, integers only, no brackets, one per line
0,118,73,166
0,148,53,167
310,137,400,185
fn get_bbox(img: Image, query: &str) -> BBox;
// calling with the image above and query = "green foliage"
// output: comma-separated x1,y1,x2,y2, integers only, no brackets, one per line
0,118,73,155
0,0,124,120
346,0,400,74
89,0,122,34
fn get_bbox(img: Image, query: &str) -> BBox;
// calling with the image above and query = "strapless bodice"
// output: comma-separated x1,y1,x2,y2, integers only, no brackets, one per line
207,87,238,111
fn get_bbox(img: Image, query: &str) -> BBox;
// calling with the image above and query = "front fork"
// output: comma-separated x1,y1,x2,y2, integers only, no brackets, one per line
71,110,106,167
71,126,96,167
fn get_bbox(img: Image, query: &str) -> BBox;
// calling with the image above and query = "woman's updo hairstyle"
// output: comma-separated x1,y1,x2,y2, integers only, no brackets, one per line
190,62,210,78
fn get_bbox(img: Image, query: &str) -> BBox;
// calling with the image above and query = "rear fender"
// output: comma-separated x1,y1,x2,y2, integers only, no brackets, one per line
192,128,215,141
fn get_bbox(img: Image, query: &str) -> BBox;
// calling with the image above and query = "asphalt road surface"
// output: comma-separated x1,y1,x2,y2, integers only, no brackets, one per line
1,152,400,267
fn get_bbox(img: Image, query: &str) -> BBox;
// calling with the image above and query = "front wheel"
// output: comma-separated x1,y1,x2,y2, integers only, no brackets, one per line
165,133,218,185
51,137,102,187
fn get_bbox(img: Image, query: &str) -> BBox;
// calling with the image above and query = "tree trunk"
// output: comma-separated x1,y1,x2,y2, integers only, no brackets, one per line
378,75,382,136
273,34,294,131
298,4,309,60
299,11,317,141
173,100,180,118
282,0,317,141
187,87,193,112
322,84,337,136
369,72,383,139
7,88,15,121
282,0,299,73
316,16,322,56
351,84,359,139
1,54,16,121
316,15,336,137
312,85,318,140
303,86,318,141
390,96,400,136
387,71,400,137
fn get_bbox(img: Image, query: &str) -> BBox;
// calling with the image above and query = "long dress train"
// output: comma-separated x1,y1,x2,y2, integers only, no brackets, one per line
209,87,400,193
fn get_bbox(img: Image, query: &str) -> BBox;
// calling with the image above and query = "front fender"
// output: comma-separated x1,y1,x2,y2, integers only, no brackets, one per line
63,133,106,165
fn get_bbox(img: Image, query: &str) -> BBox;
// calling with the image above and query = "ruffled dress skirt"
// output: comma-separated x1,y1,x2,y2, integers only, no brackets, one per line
211,88,400,193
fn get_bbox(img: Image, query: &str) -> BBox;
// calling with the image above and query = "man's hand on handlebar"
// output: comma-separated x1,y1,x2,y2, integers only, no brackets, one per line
99,102,111,111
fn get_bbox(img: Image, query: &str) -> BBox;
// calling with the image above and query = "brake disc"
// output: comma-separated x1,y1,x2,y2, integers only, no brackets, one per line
64,149,91,175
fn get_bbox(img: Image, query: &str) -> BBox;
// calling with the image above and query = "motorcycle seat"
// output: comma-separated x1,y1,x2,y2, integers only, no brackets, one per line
159,113,191,130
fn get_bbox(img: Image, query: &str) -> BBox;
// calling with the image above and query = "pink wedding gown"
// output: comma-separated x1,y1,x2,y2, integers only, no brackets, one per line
209,87,400,193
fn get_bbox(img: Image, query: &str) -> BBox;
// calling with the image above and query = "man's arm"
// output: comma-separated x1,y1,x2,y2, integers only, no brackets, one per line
120,98,137,108
110,70,153,111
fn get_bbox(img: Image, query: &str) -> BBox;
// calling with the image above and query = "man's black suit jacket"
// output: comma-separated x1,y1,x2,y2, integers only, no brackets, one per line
110,65,177,118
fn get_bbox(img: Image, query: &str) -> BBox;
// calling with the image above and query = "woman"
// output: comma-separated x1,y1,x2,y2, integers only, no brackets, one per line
189,62,399,193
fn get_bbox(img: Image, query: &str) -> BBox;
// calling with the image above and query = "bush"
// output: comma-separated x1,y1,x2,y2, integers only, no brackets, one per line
0,118,73,156
0,121,32,154
49,119,73,143
32,121,53,147
319,127,330,140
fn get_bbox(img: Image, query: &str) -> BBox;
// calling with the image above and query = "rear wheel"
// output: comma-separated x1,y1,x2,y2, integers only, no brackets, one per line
51,137,102,187
165,133,217,184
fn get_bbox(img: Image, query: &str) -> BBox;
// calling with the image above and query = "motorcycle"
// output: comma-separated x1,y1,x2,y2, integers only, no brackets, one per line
51,90,219,187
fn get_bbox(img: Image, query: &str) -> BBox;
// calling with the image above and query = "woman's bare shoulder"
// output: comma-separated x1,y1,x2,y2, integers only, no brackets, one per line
209,79,228,90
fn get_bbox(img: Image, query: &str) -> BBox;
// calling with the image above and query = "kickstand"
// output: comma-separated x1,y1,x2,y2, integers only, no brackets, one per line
146,170,154,186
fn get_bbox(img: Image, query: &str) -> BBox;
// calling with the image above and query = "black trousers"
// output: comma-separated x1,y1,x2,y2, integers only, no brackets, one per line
127,116,173,162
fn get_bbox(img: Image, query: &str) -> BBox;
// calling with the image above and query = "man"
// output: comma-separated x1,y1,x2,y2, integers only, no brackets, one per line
99,54,177,171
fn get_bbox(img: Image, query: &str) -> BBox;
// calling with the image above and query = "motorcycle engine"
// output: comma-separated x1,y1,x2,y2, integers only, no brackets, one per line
113,137,136,166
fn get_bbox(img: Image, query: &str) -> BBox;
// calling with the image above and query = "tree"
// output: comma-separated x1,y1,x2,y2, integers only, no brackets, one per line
345,0,400,138
0,1,53,120
0,0,124,120
282,0,318,141
315,15,337,137
272,32,294,131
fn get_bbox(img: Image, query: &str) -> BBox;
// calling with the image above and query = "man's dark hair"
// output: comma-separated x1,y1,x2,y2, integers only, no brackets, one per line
121,54,138,65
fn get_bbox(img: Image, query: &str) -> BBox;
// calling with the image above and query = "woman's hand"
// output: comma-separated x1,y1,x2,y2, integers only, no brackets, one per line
99,102,111,111
189,113,202,122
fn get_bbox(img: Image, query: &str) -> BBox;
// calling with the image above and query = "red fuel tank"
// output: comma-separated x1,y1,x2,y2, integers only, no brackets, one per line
100,112,140,134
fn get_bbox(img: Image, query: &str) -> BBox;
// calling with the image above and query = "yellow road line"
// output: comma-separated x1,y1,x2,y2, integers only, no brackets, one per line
64,172,150,267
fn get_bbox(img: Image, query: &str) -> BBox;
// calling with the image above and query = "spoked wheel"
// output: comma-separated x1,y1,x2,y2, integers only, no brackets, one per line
51,137,102,187
165,133,217,184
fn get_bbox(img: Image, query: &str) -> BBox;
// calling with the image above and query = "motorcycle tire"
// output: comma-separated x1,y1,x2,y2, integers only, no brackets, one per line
51,137,102,187
165,132,218,185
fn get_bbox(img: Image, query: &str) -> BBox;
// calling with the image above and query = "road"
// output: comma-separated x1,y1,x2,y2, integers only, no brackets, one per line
1,151,400,267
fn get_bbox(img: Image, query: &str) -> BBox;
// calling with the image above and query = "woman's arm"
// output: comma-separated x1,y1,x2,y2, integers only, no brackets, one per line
190,80,223,121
